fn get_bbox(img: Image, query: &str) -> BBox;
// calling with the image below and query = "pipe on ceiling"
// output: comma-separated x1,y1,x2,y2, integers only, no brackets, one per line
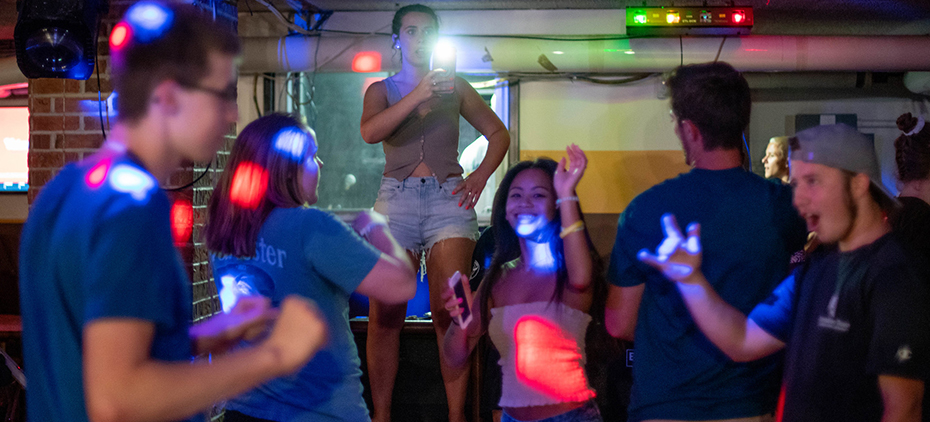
241,34,930,75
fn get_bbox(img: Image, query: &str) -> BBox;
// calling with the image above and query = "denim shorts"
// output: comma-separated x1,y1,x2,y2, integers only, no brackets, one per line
373,176,478,253
501,400,603,422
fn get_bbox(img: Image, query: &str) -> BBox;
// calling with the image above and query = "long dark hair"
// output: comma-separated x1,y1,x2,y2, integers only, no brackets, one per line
204,114,313,257
894,113,930,183
392,4,439,36
476,158,607,333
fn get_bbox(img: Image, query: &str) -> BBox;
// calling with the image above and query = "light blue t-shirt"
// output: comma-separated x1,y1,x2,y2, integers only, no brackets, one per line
19,151,194,422
608,167,807,422
212,207,381,422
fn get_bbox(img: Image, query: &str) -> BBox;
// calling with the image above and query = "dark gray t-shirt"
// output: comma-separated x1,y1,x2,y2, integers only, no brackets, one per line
751,234,930,422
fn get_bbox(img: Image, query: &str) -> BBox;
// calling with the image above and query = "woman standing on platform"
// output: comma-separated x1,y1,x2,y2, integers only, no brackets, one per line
442,146,605,422
360,4,510,422
205,114,416,422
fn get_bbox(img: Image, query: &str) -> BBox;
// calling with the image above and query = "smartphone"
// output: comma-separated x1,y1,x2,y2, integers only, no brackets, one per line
429,43,456,95
448,270,472,329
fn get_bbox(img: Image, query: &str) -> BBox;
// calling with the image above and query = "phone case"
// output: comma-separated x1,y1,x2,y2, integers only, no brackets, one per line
430,46,456,95
448,270,472,329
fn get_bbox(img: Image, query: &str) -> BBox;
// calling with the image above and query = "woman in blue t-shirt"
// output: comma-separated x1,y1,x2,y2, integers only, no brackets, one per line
359,4,510,422
204,114,416,422
441,146,607,422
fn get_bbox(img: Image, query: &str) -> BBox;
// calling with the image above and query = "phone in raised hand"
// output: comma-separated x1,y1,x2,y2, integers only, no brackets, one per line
429,42,456,95
447,270,472,329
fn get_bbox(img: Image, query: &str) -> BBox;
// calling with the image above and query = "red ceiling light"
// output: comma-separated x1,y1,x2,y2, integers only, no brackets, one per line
352,51,382,73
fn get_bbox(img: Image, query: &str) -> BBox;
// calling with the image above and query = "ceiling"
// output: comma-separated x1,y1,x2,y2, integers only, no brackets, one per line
1,0,929,59
247,0,930,36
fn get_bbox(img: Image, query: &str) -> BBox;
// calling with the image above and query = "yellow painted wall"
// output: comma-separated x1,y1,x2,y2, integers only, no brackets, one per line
520,78,682,152
520,150,689,214
519,78,690,214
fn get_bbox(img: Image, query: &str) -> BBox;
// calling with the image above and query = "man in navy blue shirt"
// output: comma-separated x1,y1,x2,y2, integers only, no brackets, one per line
605,62,807,422
18,3,328,422
641,124,930,422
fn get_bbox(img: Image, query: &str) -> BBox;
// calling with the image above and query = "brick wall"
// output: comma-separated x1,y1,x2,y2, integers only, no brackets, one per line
25,0,237,342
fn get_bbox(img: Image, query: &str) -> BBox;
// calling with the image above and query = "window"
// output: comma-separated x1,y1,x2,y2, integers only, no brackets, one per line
296,72,509,222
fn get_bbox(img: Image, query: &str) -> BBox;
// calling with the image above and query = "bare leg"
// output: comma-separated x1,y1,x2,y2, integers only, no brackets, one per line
427,237,477,422
367,250,420,422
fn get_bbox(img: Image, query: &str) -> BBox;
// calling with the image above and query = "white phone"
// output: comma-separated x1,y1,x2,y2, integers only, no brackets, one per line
448,270,472,329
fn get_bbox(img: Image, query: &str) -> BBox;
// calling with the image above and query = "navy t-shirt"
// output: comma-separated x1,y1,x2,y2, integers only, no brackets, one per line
212,207,381,422
608,167,807,421
19,151,194,422
750,234,930,422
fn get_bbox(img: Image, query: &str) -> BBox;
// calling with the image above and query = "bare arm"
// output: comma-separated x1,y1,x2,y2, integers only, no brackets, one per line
639,214,785,362
605,284,643,341
441,273,486,368
359,72,444,144
84,296,326,422
879,375,924,422
352,211,417,304
552,144,592,292
452,77,511,207
673,276,786,362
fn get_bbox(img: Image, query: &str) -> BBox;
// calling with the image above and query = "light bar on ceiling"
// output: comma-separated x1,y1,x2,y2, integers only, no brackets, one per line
626,7,753,36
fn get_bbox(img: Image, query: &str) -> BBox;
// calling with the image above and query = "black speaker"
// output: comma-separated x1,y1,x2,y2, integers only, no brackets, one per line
14,0,108,79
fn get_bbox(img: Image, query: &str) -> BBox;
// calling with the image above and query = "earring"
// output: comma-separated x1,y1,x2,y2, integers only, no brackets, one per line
394,43,400,49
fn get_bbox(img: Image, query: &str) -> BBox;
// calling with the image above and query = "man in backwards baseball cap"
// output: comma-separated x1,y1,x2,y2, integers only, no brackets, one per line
637,123,930,422
789,123,899,216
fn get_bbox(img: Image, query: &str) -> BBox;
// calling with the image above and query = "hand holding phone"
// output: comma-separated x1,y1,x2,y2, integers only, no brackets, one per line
429,43,456,95
446,270,472,329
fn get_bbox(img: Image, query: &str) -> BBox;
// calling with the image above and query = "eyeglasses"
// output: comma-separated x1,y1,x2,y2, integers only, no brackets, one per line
179,80,238,104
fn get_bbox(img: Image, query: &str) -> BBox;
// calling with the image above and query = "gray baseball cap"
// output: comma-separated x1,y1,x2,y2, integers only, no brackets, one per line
789,124,899,208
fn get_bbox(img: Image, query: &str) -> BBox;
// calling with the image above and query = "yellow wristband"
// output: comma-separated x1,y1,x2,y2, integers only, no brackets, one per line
559,221,585,239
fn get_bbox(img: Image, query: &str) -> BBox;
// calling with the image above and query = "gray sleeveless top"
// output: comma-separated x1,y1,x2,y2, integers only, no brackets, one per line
381,77,464,184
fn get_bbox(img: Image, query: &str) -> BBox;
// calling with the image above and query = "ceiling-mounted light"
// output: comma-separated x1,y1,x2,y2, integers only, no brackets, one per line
351,51,382,73
14,0,108,79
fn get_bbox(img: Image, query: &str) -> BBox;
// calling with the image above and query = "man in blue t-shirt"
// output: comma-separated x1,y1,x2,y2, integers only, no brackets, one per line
640,124,930,422
605,62,807,422
19,3,327,422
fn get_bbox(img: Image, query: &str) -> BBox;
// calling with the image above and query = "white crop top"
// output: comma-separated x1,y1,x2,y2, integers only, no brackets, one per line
487,301,596,408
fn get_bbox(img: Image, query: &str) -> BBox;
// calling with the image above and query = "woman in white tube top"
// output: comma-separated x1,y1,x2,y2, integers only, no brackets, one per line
442,145,605,422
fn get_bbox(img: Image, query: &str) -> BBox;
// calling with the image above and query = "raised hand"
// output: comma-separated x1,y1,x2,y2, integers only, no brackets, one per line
553,144,587,199
262,296,329,376
409,69,447,104
638,214,703,283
